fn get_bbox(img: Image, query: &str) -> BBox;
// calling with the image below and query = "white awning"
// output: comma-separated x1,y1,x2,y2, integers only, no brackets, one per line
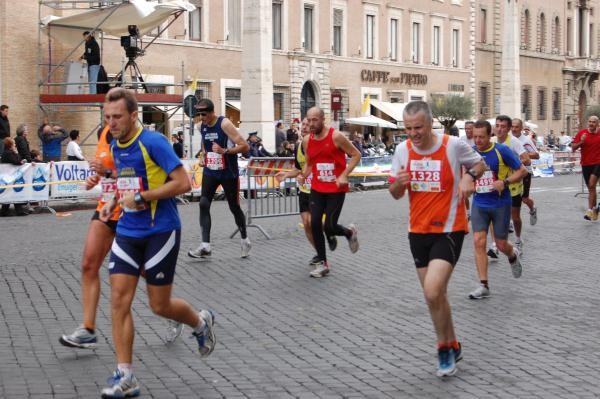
345,115,398,129
226,101,241,111
41,0,195,43
370,99,406,122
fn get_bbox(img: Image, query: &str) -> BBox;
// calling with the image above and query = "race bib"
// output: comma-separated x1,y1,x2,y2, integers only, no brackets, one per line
409,159,442,192
116,176,146,212
304,174,312,190
206,152,225,171
316,163,336,182
100,177,117,203
475,170,496,194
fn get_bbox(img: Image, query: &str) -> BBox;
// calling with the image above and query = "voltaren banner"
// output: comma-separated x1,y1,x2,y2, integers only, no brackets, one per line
49,161,101,199
0,163,51,203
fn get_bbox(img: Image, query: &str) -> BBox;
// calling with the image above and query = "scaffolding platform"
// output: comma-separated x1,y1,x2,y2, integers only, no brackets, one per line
40,93,184,106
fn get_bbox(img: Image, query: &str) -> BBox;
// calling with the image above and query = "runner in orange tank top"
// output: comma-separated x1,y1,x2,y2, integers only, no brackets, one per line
388,101,485,378
59,125,183,349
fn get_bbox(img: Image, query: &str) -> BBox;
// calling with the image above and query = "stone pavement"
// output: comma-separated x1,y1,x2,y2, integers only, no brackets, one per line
0,173,599,398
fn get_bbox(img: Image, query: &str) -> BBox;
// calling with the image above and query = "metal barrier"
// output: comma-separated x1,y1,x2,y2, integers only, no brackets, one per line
230,157,298,240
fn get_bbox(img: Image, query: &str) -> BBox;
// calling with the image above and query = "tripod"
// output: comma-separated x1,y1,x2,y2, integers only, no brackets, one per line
113,58,148,93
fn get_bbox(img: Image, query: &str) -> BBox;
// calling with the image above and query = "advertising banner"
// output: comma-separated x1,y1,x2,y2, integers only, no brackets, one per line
0,163,51,203
532,152,554,177
49,161,101,199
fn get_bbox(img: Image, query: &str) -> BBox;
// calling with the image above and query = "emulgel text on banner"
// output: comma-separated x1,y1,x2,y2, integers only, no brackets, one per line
50,161,101,199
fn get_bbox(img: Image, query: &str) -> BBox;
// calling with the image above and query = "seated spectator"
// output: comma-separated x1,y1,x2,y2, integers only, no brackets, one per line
1,137,27,216
30,149,44,163
351,131,369,157
277,140,294,157
38,119,69,162
15,124,31,162
245,131,272,157
66,130,85,161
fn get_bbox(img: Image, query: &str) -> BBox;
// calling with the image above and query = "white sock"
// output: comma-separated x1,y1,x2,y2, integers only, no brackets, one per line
193,313,206,334
117,363,132,376
202,242,211,251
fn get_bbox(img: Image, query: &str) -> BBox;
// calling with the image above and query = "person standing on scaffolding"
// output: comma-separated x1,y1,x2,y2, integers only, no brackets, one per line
80,31,100,94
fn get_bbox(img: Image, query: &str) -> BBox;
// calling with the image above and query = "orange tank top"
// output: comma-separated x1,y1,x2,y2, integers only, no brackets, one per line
406,134,468,234
95,126,121,220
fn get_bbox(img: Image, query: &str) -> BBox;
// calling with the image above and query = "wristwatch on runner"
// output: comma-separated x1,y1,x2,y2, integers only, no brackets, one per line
466,169,477,181
134,192,145,206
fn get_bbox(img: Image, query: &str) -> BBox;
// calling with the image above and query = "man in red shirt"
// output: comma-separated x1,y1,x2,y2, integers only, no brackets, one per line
572,115,600,220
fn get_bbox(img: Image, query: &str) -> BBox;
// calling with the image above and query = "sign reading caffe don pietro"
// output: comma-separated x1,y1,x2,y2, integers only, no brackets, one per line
360,69,427,86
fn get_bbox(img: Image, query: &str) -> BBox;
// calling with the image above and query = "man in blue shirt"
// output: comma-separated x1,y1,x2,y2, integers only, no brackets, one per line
99,88,216,398
468,119,528,300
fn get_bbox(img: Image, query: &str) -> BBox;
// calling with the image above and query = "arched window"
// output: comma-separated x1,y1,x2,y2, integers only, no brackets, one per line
522,9,531,49
539,12,547,50
552,16,561,52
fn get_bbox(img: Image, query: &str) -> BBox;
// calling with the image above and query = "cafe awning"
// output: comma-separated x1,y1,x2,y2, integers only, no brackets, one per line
345,115,398,129
370,100,406,122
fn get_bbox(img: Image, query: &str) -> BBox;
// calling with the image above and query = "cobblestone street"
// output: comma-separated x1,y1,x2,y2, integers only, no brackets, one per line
1,173,598,398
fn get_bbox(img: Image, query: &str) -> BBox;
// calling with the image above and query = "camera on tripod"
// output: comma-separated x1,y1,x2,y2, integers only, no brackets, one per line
120,25,144,61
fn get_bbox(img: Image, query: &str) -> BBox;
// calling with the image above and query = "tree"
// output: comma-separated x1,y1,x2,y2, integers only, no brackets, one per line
584,105,600,121
429,94,474,136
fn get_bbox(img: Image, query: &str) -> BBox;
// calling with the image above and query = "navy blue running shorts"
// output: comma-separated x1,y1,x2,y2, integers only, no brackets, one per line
109,230,181,285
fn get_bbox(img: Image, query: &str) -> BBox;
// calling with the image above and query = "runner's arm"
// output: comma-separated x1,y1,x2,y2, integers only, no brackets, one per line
333,131,361,179
218,118,250,155
119,165,190,210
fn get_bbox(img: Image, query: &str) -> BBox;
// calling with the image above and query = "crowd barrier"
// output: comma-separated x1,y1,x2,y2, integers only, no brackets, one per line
230,157,298,240
0,151,584,212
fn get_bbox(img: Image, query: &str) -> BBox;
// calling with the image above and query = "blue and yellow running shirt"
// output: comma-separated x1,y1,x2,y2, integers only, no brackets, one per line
472,142,522,209
201,116,239,179
111,128,183,238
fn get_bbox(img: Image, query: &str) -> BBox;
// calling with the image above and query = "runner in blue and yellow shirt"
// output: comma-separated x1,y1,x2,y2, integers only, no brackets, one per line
99,88,216,399
468,119,528,300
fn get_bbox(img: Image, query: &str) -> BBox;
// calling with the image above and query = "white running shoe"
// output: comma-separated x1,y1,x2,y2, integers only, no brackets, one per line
188,243,211,258
509,248,523,278
468,284,491,299
241,238,251,258
515,238,523,254
310,261,330,278
101,370,140,399
164,319,184,344
347,224,359,253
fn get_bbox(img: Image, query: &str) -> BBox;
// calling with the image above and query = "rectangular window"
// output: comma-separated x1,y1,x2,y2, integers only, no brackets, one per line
227,0,241,45
304,5,314,52
412,22,420,63
274,93,284,121
452,28,459,67
432,25,441,65
479,83,490,118
537,87,547,120
333,9,343,56
522,86,531,120
480,8,487,43
189,7,202,41
273,1,282,49
567,18,573,54
590,23,594,56
552,89,561,120
390,18,398,61
366,15,375,59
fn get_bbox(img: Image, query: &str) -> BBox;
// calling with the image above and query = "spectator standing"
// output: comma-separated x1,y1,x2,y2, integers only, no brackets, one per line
172,133,184,159
80,31,101,94
351,131,369,157
30,149,44,162
286,120,299,144
1,137,27,216
38,120,69,162
15,124,32,163
275,122,286,153
66,130,85,161
245,132,272,157
558,131,572,151
277,140,294,157
547,130,557,147
0,105,10,157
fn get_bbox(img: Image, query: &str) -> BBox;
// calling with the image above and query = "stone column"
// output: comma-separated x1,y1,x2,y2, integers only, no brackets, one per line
500,0,521,118
240,0,275,152
582,7,590,57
